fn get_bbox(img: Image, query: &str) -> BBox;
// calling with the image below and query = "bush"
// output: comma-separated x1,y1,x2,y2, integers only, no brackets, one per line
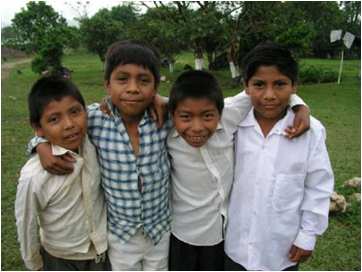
299,64,338,84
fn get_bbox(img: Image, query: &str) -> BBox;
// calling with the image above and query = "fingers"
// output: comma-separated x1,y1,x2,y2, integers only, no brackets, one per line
288,246,313,263
42,155,74,175
62,152,76,163
284,126,297,139
288,245,298,261
99,97,111,115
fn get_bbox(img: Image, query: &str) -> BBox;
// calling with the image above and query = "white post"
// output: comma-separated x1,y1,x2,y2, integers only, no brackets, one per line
337,49,344,85
169,62,174,73
229,61,240,79
195,58,204,70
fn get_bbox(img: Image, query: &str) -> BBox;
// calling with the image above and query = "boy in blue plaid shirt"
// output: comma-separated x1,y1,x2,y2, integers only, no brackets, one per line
30,41,172,270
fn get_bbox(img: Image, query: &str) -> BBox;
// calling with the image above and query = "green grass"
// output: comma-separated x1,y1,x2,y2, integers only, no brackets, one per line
1,52,360,270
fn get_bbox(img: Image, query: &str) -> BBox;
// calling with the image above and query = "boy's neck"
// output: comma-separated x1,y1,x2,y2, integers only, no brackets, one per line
254,108,287,138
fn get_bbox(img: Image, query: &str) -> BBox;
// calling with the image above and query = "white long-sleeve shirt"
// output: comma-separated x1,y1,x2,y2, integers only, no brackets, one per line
168,92,305,246
15,136,107,270
225,108,334,271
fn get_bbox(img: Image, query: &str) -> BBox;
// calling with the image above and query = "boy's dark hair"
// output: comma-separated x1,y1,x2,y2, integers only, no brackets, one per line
104,40,161,87
28,76,85,127
169,70,224,114
241,42,298,85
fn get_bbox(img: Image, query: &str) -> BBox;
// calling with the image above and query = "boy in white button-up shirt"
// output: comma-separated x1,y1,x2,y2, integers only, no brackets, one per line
225,42,334,271
15,77,109,270
167,70,310,270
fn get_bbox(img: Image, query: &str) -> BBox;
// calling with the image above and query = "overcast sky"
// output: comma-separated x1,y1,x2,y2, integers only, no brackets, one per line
0,0,136,27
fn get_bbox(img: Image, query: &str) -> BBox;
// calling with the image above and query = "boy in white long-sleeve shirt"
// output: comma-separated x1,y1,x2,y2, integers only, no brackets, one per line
15,76,109,270
225,42,334,271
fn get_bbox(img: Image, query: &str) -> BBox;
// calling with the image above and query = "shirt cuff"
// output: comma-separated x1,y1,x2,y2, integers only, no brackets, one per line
24,253,43,270
293,231,317,251
289,94,307,108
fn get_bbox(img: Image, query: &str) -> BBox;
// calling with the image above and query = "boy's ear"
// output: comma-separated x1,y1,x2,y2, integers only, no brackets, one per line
292,83,297,94
244,81,250,95
104,80,111,95
34,125,45,137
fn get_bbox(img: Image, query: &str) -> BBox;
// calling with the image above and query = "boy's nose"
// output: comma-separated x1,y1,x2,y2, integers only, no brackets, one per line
64,116,75,129
264,86,276,100
191,119,203,132
126,79,140,94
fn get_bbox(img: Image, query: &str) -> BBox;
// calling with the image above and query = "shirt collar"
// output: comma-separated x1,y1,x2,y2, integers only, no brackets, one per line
239,107,294,136
170,121,223,138
50,135,90,157
51,144,79,157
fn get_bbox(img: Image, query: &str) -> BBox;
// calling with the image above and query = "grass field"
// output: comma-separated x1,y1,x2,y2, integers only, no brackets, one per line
1,51,360,270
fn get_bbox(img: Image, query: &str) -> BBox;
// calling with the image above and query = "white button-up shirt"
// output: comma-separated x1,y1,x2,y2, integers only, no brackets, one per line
225,108,334,271
168,92,306,246
15,136,107,270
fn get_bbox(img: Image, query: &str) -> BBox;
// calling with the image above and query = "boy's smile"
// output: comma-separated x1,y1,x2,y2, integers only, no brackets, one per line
245,65,296,123
172,98,221,148
36,96,87,152
105,64,156,122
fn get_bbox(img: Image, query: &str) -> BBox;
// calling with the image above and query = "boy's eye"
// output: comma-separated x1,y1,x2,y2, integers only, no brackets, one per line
70,107,82,115
47,116,59,124
139,77,152,84
252,81,264,88
204,112,216,120
117,76,128,82
275,80,288,87
179,114,191,120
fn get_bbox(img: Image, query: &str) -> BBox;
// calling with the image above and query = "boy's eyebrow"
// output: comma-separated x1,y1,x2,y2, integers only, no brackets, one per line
176,108,218,114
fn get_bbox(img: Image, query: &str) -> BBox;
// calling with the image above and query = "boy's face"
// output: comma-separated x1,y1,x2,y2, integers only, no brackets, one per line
245,65,296,122
172,97,221,148
36,96,87,152
105,63,156,121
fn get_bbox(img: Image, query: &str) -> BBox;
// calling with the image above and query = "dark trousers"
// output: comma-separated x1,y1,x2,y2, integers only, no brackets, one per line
225,254,299,271
40,248,111,271
169,233,225,271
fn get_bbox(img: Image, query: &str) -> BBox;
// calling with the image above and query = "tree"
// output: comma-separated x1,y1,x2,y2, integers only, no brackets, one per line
133,5,184,72
79,4,138,61
1,26,20,49
11,1,71,74
11,1,68,53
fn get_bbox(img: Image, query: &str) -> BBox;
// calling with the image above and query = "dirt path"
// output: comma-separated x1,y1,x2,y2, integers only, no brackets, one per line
1,58,32,79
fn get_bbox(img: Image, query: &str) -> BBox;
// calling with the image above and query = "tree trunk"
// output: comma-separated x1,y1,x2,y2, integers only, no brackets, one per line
195,58,204,70
229,61,240,78
168,62,174,73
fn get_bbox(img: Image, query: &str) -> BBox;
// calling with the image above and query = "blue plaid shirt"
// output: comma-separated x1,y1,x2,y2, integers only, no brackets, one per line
28,98,172,245
87,99,172,245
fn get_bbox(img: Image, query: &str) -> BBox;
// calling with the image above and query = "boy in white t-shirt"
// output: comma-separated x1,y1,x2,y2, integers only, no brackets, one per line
225,42,334,271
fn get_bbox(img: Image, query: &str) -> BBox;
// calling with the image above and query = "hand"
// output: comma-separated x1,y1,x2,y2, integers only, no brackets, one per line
37,143,75,175
288,245,313,263
99,96,111,116
285,105,310,139
149,94,169,128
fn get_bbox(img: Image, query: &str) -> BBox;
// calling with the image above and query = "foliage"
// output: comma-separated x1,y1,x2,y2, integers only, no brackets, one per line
10,1,75,74
133,5,183,62
299,63,339,84
79,4,138,62
11,1,68,53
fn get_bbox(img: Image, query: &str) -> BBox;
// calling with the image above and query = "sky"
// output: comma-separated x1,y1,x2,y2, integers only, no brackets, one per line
0,0,137,27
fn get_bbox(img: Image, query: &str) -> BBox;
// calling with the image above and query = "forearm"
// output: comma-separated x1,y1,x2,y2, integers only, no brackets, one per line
15,181,43,270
